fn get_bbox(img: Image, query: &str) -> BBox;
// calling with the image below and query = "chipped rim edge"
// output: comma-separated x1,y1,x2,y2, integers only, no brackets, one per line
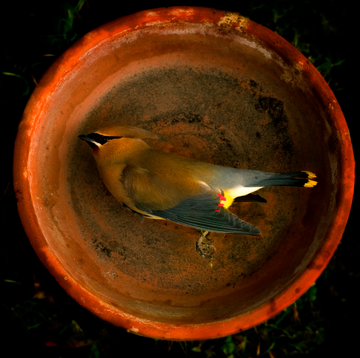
13,6,355,340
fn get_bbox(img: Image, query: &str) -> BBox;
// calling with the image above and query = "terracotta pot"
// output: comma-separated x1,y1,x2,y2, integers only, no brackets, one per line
13,7,354,340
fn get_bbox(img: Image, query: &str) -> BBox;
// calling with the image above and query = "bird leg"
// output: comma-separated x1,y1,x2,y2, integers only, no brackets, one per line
196,230,217,260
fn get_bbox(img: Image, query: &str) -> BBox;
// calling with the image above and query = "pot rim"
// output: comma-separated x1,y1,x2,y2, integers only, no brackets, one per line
13,6,355,340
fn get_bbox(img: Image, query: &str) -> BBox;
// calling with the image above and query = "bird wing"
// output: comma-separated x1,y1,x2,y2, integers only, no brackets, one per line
137,190,261,236
120,164,261,235
121,164,200,211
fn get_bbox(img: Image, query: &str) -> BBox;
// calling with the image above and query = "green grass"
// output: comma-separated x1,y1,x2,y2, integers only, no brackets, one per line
1,0,357,356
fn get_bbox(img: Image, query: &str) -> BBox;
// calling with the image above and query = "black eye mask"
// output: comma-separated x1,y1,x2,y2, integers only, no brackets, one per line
85,133,123,145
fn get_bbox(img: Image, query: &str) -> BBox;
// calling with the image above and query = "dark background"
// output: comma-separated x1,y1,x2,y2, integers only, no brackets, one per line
1,1,357,357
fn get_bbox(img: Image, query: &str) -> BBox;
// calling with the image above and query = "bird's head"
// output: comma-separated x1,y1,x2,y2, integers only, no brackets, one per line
78,125,158,148
78,125,158,164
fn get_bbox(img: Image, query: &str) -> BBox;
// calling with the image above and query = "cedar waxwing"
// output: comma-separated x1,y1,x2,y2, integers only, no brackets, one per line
79,126,317,236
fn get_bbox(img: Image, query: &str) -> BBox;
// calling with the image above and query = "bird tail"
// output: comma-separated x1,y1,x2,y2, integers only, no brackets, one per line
254,171,317,188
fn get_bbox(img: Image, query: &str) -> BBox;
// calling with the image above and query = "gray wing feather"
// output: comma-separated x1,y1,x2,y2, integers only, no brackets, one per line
137,190,261,236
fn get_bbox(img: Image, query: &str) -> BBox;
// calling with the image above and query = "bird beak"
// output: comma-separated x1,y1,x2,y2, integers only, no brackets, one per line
78,134,98,148
78,134,90,141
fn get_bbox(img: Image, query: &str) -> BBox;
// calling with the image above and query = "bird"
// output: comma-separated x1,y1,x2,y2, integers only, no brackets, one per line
79,125,317,236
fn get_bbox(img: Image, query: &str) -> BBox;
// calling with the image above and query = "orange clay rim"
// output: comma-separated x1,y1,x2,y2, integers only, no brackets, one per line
13,7,354,340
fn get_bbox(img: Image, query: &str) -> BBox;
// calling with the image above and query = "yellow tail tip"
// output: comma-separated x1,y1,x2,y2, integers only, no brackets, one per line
304,179,317,188
302,171,317,187
302,171,317,179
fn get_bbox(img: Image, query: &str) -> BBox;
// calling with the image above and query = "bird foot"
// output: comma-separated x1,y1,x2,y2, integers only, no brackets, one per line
196,231,217,260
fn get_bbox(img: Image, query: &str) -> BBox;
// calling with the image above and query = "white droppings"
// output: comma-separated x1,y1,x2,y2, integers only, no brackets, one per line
145,11,158,17
170,8,195,16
